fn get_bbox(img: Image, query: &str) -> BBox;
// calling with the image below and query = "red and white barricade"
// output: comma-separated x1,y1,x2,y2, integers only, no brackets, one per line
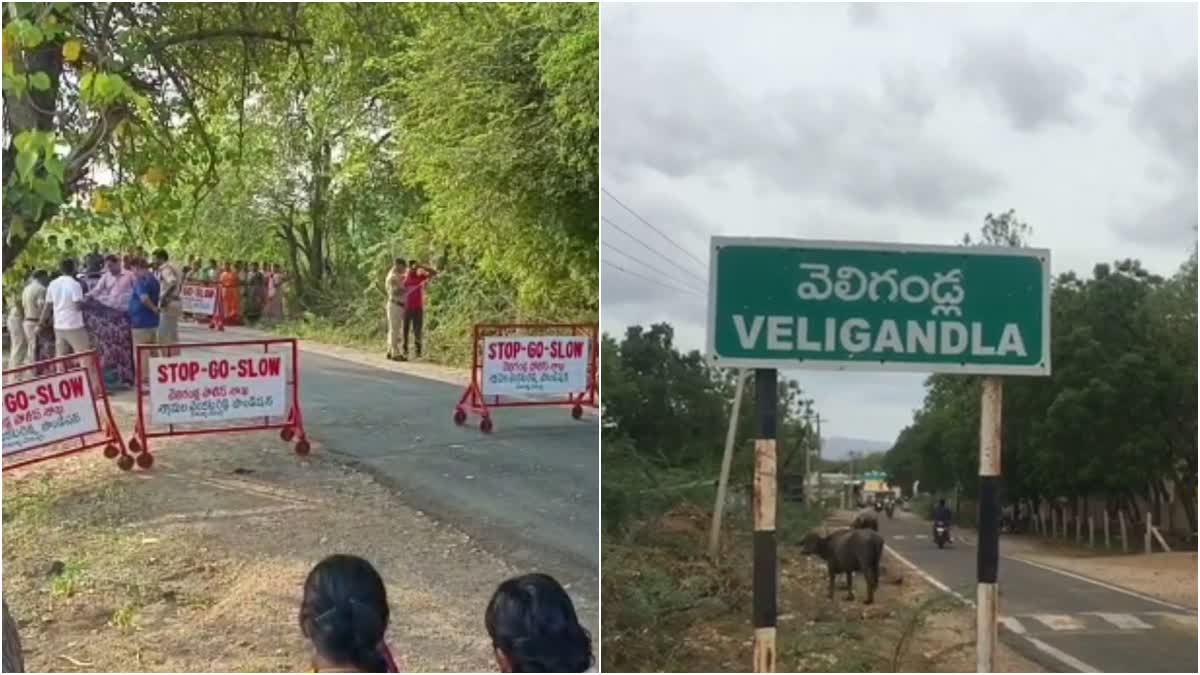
129,338,308,463
454,323,598,433
3,351,133,472
181,281,224,331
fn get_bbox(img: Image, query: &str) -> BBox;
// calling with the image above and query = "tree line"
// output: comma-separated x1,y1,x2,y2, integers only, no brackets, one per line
601,323,824,533
4,2,597,365
884,213,1197,534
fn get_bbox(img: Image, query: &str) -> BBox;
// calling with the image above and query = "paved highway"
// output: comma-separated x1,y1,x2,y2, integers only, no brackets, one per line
175,324,599,628
877,510,1197,673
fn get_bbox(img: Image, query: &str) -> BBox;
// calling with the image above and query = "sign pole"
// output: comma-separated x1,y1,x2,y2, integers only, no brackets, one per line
752,368,778,673
709,368,748,560
976,376,1003,672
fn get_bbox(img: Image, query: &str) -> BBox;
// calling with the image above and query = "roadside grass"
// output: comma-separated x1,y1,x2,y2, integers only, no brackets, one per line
602,494,1006,672
2,473,58,525
48,561,87,598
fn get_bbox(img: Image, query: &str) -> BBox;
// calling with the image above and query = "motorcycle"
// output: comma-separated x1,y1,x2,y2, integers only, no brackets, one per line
873,500,884,512
884,501,894,519
933,521,950,549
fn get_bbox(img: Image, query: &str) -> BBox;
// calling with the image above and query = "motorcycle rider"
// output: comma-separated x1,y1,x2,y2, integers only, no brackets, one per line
932,498,952,543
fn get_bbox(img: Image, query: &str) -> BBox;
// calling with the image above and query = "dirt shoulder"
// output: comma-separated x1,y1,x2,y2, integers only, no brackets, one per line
602,503,1042,672
2,397,513,673
1009,548,1197,610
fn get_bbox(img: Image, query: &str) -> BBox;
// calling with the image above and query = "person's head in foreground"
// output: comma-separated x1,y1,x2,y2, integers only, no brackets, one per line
485,573,593,673
300,554,394,673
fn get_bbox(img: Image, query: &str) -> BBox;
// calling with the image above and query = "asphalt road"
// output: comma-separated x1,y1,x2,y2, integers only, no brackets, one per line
876,510,1197,673
175,325,599,623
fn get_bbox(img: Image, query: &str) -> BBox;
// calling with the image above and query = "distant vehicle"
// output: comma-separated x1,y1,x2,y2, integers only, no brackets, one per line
933,520,950,549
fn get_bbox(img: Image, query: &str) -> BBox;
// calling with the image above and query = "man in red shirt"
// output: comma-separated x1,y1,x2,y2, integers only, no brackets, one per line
401,259,436,360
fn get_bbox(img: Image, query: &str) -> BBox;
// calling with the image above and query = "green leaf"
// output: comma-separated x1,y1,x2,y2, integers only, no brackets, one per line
2,74,28,96
95,72,126,101
29,71,51,91
15,149,38,182
16,21,44,49
79,70,95,97
13,130,38,155
6,217,27,242
44,155,65,182
32,176,64,205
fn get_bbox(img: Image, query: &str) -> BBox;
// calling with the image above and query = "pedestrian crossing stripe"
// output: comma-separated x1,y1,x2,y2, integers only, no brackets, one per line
893,535,906,540
998,612,1195,633
1082,612,1153,630
1147,611,1197,627
1029,614,1085,631
998,616,1026,634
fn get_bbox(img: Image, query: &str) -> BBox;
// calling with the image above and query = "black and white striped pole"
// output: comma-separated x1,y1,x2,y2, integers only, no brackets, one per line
752,368,777,672
976,376,1003,672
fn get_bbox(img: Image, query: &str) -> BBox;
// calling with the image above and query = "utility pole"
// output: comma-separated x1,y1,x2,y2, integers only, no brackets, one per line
815,414,823,507
709,369,748,560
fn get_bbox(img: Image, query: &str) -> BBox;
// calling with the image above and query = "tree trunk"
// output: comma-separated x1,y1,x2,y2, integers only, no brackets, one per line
306,140,331,287
2,33,66,270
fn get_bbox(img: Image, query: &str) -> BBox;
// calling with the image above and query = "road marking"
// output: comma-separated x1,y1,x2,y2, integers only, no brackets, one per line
1009,556,1197,613
999,616,1026,634
1023,636,1100,673
1029,614,1086,631
892,534,907,540
883,545,971,605
1083,612,1153,630
887,544,1103,673
914,534,928,539
1148,611,1198,627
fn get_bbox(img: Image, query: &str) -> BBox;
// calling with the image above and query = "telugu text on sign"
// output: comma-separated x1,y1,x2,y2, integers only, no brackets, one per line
147,353,288,424
181,283,218,316
707,237,1051,375
2,370,101,455
481,336,591,396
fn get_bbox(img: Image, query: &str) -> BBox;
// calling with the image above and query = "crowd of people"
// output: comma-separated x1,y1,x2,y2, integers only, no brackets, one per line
301,556,593,673
4,238,287,389
180,257,287,326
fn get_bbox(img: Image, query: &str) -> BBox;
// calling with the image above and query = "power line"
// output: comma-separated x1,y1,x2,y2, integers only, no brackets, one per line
602,260,704,297
601,188,709,272
602,216,709,286
602,241,706,294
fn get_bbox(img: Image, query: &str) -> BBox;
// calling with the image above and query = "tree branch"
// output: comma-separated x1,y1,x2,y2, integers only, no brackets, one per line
152,29,312,50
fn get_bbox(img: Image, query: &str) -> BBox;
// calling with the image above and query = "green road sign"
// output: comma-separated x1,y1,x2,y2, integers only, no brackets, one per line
707,237,1051,376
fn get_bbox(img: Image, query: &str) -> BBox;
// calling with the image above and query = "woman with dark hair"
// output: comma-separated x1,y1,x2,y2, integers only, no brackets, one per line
485,573,594,673
299,555,400,673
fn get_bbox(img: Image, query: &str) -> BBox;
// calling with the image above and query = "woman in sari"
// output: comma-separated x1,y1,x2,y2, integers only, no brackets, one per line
219,262,241,324
243,263,265,323
81,255,136,388
263,264,286,323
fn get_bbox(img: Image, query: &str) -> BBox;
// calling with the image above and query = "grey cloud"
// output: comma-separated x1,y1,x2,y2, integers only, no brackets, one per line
847,3,883,27
1131,60,1198,173
882,67,936,121
1111,182,1199,248
1112,60,1199,248
954,33,1089,131
603,57,1002,219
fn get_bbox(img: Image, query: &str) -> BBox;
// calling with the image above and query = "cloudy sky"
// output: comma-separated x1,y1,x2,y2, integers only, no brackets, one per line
600,2,1198,444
